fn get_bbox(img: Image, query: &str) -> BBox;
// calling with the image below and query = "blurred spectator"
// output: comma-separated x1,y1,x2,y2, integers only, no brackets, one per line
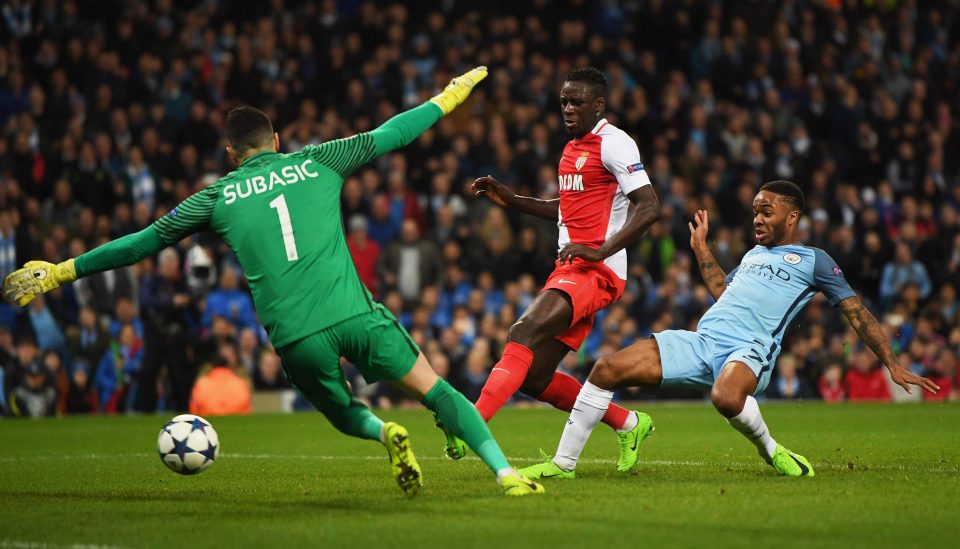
237,328,260,378
923,349,956,402
457,348,492,402
67,306,110,368
27,296,66,356
845,351,892,402
109,297,144,341
202,267,256,334
818,362,845,403
0,208,27,278
136,249,194,412
41,350,68,414
190,360,252,416
367,194,401,245
879,242,932,307
253,347,288,390
378,219,441,303
8,359,56,418
65,358,97,414
769,354,811,400
347,215,380,294
10,336,39,394
95,324,143,413
79,253,137,318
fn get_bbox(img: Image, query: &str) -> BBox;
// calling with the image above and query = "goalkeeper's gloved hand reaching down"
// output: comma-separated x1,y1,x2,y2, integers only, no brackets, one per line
429,66,488,115
4,258,77,307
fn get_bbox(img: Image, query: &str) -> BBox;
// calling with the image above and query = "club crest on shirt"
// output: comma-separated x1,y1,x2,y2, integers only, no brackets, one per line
784,253,801,265
575,151,589,171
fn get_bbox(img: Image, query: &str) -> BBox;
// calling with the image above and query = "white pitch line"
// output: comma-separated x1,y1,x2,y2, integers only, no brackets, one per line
0,452,955,474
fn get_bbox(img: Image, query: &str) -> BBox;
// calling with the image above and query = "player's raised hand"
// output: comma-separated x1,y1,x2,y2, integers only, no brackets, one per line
471,175,514,207
429,66,489,115
3,259,77,307
887,363,941,395
688,209,710,249
558,243,605,265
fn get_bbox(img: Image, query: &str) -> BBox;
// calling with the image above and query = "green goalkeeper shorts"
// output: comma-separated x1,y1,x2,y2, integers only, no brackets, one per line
276,303,420,405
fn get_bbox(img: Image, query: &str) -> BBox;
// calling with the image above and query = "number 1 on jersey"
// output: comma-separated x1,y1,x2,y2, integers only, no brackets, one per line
269,194,299,261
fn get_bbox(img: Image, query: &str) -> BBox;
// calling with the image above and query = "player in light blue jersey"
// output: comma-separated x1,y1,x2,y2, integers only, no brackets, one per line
521,180,939,479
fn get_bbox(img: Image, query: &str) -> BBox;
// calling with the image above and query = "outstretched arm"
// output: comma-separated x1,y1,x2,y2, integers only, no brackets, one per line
372,66,488,155
309,67,488,178
688,209,729,300
558,185,660,264
368,102,444,157
838,296,940,394
4,227,166,306
471,175,560,221
4,185,218,306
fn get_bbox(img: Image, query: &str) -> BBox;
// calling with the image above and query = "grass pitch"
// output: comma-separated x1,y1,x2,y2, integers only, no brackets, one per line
1,402,958,548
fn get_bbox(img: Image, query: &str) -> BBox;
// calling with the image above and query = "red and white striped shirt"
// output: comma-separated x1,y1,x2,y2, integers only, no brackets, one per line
556,118,651,279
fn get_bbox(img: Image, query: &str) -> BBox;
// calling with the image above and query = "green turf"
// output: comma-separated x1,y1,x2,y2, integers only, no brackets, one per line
1,402,958,548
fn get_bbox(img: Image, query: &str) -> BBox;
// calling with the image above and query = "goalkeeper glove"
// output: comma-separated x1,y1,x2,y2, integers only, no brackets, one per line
3,259,77,307
429,66,488,115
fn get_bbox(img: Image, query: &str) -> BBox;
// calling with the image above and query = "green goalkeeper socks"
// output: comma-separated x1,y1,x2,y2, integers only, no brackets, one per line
422,378,511,474
319,400,384,442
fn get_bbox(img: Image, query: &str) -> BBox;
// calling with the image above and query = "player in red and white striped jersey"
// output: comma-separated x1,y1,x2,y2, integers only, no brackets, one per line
460,67,660,473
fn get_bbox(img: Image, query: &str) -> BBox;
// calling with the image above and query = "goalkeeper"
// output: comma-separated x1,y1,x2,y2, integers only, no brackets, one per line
5,67,543,497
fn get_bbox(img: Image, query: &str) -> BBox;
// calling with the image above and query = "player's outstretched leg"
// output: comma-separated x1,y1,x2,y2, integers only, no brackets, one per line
521,339,660,479
530,366,649,472
713,362,814,477
297,381,425,493
474,290,573,422
398,353,544,496
277,333,424,494
423,378,543,495
474,341,535,421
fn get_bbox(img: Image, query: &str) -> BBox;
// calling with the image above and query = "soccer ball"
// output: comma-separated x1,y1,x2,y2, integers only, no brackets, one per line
156,414,220,475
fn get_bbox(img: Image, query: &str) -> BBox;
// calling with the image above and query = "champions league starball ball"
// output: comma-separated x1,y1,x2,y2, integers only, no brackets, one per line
156,414,220,475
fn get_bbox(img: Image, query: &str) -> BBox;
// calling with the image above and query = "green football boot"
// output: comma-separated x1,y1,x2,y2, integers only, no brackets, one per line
518,451,576,480
616,411,655,472
383,422,423,495
770,444,815,477
500,474,546,496
433,414,467,460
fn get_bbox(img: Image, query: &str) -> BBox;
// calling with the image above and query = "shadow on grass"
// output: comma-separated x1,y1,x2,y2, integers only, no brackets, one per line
0,487,505,513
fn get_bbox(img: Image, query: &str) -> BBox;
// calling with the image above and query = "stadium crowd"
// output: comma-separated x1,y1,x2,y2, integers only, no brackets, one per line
1,0,959,417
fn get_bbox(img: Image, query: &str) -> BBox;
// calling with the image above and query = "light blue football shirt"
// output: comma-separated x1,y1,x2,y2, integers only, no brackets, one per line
697,244,856,368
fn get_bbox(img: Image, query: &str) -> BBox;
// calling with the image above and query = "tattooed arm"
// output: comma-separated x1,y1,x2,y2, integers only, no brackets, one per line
689,209,729,300
838,296,940,394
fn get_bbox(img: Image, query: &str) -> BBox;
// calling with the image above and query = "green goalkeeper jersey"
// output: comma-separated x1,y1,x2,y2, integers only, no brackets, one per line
74,102,443,349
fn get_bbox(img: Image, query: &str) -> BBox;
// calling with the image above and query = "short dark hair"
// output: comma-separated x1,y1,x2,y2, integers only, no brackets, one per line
225,106,274,155
565,66,608,99
760,180,805,213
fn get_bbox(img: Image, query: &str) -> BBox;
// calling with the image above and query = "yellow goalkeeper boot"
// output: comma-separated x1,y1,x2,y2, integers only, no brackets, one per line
383,422,423,496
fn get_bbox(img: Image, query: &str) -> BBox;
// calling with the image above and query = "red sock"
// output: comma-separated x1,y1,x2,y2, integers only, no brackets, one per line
535,371,581,411
475,342,534,422
537,371,631,430
601,400,631,430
